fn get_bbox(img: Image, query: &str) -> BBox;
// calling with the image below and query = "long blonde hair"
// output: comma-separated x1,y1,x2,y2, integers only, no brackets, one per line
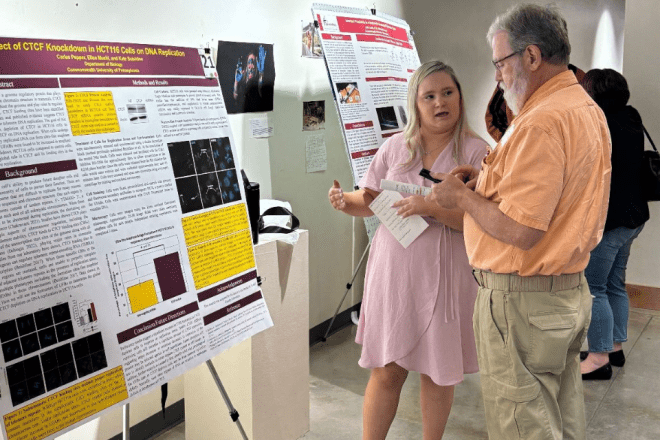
402,61,475,167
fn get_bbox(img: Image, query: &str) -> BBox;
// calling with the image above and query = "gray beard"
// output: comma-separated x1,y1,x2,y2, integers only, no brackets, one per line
501,68,528,116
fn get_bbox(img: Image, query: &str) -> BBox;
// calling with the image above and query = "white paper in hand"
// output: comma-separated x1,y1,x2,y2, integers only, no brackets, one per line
369,190,428,248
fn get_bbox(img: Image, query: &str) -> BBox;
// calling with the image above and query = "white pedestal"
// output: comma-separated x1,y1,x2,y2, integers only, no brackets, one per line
184,230,310,440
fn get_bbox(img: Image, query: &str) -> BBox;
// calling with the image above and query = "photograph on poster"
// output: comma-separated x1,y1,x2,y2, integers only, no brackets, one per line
216,41,275,114
302,21,323,58
211,137,235,171
168,138,242,214
376,106,399,131
303,100,325,131
336,82,361,104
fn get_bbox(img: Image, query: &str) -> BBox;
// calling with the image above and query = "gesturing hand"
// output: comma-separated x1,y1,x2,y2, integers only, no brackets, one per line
257,45,267,74
391,195,428,218
328,180,345,211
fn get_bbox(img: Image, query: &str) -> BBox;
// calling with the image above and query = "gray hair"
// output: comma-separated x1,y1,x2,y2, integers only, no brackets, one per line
402,60,473,166
487,3,571,65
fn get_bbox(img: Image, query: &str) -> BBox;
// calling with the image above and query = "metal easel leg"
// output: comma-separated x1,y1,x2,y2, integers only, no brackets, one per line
123,403,130,440
206,360,249,440
322,242,370,342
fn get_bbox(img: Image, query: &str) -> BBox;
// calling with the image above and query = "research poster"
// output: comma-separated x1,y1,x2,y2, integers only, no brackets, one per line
0,37,273,440
311,3,421,185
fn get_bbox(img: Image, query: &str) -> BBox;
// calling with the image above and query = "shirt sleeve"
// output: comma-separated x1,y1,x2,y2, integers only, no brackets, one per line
498,126,566,231
357,136,394,192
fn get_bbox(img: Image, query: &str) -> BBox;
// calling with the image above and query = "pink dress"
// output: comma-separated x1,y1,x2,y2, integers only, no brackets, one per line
356,133,487,385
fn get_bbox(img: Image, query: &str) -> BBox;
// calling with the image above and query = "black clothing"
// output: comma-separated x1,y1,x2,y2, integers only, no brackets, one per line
604,105,650,231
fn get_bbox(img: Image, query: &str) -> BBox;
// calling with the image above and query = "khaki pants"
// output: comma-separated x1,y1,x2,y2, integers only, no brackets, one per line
472,270,592,440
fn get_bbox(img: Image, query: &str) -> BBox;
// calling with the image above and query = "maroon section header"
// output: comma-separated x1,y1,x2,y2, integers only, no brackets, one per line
0,78,60,89
344,121,374,130
0,160,77,181
382,131,403,139
198,270,258,302
322,34,352,41
203,291,263,326
0,37,203,77
116,302,199,344
365,76,407,82
60,77,219,89
356,34,413,49
351,148,379,159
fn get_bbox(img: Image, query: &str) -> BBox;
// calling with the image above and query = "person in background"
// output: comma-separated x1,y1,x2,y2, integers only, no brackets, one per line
579,68,650,380
328,60,487,440
426,4,611,439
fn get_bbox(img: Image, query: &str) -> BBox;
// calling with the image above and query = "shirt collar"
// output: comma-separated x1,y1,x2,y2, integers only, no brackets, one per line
518,70,578,116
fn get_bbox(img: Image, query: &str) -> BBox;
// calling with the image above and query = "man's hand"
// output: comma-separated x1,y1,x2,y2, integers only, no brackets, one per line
451,164,480,190
425,172,469,210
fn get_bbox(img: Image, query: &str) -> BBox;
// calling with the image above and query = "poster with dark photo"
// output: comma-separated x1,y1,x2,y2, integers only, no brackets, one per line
218,169,241,203
198,172,223,209
376,106,399,131
303,100,325,131
211,137,235,171
216,41,275,114
176,176,203,214
168,141,195,178
191,139,215,174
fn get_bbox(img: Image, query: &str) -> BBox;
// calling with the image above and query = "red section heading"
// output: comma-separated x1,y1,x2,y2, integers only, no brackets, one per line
351,148,379,159
116,302,200,344
60,77,219,89
317,14,324,31
0,78,59,89
0,160,77,181
356,34,412,49
321,33,352,41
345,121,374,130
0,37,203,77
198,270,258,302
337,16,408,41
365,77,407,82
382,131,403,139
203,291,263,326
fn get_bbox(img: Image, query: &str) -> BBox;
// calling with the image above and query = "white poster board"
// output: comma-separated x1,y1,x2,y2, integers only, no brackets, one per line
0,36,272,440
311,3,421,239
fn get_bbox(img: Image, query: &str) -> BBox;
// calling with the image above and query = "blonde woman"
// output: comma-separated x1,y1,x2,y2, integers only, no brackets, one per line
328,61,487,440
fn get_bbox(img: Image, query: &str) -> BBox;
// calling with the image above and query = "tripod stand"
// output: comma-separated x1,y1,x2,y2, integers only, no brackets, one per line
206,359,249,439
322,242,370,341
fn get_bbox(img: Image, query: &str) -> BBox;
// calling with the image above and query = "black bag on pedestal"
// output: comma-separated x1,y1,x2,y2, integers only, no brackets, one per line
241,169,260,244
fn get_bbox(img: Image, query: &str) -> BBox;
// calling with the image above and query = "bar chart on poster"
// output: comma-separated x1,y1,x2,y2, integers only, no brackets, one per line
111,235,188,314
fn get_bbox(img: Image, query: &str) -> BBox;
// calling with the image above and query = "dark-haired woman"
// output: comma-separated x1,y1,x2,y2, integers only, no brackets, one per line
579,68,650,379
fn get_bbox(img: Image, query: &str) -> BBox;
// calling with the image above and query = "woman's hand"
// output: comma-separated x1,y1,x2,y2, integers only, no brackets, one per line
391,195,428,218
328,180,346,211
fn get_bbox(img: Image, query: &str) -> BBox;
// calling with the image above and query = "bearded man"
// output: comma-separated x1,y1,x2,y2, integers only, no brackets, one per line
426,4,611,439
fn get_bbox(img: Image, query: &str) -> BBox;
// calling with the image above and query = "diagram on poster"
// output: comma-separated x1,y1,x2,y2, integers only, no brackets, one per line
0,36,273,440
311,3,421,240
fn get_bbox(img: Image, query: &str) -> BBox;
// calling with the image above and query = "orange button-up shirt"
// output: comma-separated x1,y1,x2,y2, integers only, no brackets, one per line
464,70,611,276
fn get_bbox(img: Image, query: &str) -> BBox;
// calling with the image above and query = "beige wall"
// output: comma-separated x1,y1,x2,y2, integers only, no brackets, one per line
623,0,660,287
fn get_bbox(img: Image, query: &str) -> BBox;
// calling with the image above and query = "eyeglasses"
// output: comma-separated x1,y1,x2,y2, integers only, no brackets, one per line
492,50,522,71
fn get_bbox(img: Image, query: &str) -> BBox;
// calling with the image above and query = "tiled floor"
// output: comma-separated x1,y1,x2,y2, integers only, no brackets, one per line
154,307,660,439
